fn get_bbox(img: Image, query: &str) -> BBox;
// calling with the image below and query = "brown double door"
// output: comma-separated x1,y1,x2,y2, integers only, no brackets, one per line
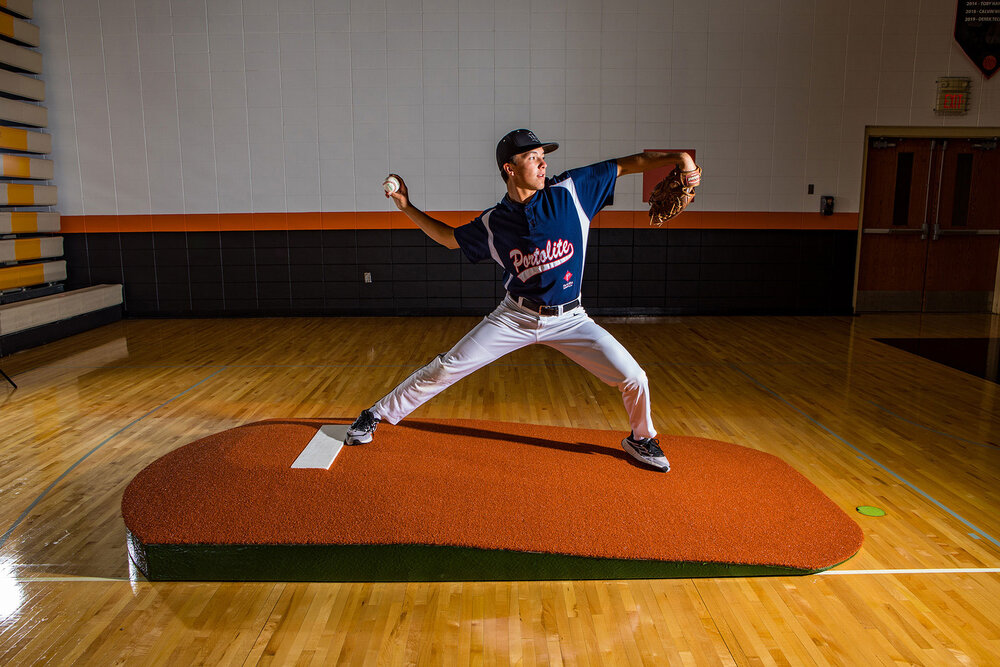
857,137,1000,312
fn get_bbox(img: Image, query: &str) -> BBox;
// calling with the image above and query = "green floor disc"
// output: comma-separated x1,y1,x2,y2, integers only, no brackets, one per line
856,505,886,517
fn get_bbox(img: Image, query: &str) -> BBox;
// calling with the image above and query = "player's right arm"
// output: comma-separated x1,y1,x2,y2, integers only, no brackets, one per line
385,174,459,249
616,151,699,181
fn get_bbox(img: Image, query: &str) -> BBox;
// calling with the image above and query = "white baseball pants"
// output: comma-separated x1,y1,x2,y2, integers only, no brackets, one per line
372,296,656,439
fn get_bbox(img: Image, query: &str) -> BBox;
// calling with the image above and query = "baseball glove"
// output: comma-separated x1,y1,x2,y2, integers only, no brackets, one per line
648,166,701,226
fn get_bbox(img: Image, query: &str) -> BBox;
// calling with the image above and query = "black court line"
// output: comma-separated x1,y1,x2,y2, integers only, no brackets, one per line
863,399,999,450
0,367,227,550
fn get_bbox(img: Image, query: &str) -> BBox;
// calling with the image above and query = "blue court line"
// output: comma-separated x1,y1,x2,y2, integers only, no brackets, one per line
0,366,227,550
728,363,1000,552
863,399,999,451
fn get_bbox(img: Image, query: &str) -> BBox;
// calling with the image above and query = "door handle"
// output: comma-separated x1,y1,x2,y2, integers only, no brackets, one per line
862,228,925,235
934,229,1000,236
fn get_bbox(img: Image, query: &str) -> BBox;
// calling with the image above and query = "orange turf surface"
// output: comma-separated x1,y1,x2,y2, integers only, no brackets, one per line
122,419,863,571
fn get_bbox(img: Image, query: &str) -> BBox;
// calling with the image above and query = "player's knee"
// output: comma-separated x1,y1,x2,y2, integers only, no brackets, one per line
619,368,648,392
425,354,460,385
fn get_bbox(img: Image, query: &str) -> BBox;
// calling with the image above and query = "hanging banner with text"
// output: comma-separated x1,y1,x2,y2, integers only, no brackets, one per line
955,0,1000,78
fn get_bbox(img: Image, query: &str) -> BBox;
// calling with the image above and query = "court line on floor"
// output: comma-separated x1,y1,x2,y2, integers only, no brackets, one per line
862,398,999,450
13,576,132,582
728,363,1000,552
821,568,1000,575
0,366,227,550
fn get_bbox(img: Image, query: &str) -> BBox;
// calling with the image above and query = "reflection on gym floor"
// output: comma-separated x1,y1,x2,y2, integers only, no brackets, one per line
876,337,1000,384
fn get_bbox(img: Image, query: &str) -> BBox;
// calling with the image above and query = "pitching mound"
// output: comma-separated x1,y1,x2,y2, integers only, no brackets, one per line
122,419,863,581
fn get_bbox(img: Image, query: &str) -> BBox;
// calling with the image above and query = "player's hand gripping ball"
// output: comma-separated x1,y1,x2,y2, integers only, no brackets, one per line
648,166,701,226
383,175,401,195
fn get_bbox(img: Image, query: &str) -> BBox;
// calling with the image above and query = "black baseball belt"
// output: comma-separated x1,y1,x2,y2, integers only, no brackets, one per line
511,295,581,316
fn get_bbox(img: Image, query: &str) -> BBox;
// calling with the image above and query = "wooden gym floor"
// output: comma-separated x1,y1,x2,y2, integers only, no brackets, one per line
1,312,999,665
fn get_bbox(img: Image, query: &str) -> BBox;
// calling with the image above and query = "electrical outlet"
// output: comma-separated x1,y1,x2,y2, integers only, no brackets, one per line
363,272,372,283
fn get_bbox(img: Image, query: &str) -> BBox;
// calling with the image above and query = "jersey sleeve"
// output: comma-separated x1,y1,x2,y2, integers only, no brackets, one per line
557,159,618,219
453,214,492,264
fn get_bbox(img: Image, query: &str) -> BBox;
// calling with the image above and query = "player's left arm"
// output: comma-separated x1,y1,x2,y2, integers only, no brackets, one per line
616,151,700,185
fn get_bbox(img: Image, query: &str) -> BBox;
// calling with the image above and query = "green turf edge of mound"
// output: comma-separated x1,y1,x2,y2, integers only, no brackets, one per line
127,531,853,581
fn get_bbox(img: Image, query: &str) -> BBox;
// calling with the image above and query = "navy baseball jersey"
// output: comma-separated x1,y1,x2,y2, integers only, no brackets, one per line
454,159,618,306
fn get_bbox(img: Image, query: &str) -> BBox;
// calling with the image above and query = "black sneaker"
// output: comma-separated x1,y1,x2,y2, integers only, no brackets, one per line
345,409,380,445
621,433,670,471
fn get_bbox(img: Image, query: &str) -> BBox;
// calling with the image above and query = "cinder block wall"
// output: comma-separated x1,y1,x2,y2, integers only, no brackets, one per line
34,0,1000,316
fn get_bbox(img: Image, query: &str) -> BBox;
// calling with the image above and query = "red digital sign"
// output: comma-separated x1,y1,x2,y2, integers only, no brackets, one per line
935,78,971,115
943,92,967,110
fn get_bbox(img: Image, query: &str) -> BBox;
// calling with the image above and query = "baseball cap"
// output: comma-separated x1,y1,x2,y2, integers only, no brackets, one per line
496,129,559,172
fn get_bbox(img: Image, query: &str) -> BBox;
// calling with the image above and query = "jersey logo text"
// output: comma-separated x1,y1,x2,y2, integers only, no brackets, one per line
510,239,575,282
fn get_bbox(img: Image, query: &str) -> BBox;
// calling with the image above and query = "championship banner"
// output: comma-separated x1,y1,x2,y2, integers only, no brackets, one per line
955,0,1000,78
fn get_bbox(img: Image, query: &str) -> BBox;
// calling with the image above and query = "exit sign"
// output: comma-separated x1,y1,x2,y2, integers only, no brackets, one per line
935,77,971,115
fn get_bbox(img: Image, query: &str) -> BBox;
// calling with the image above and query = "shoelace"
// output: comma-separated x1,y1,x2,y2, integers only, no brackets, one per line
635,438,663,457
354,412,378,431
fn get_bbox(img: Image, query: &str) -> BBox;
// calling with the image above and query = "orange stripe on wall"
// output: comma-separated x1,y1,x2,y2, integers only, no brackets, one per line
596,211,859,230
60,211,859,233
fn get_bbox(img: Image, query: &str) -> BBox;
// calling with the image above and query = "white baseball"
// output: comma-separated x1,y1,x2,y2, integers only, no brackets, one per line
383,176,400,194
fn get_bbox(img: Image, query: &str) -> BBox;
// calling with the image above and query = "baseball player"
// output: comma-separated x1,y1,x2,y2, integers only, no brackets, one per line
346,129,700,471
